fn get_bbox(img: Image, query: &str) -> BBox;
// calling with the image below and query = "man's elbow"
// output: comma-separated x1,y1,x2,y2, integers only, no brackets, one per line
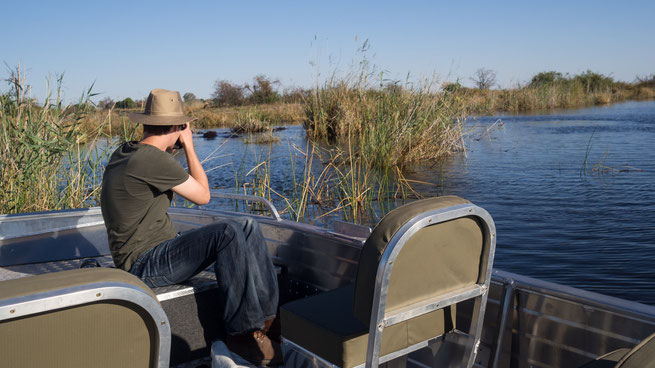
197,191,211,206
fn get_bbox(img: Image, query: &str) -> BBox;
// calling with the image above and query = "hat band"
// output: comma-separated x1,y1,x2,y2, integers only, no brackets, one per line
145,111,185,117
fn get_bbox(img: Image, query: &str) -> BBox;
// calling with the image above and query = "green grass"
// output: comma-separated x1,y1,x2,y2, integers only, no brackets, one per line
0,68,139,215
304,74,466,170
0,69,107,213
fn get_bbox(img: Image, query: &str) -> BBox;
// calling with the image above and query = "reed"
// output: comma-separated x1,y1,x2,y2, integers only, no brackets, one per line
231,107,270,133
234,141,421,225
190,103,303,130
0,68,113,214
304,75,466,170
243,131,281,145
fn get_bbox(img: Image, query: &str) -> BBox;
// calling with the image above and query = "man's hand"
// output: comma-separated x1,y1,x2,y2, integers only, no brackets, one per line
171,122,210,205
178,123,194,150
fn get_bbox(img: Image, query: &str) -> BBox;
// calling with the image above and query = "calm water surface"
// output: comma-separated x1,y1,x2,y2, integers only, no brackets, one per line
193,101,655,305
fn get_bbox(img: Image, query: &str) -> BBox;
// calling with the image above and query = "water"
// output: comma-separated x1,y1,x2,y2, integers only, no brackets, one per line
192,101,655,305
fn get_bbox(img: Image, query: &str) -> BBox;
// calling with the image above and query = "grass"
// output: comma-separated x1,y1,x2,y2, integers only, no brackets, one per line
304,74,466,170
189,103,304,130
233,141,424,225
456,72,655,115
0,68,120,214
243,131,281,145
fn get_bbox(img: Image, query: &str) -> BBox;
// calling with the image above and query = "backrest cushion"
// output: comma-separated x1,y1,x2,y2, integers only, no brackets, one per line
0,269,160,368
353,196,484,323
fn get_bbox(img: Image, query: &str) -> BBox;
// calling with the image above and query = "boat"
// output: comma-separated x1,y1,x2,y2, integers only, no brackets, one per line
1,191,654,368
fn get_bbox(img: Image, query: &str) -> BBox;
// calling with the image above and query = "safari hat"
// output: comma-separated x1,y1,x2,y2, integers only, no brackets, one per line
128,89,197,126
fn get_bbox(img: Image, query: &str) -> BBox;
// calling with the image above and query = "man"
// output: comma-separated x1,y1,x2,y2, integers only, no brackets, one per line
100,89,280,366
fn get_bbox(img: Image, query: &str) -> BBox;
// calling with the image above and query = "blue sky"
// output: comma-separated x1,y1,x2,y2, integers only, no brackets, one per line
2,0,654,103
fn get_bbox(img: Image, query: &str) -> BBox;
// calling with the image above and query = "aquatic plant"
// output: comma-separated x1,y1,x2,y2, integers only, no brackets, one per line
233,141,422,225
190,103,303,129
0,67,112,214
304,71,466,170
243,131,281,145
231,107,270,133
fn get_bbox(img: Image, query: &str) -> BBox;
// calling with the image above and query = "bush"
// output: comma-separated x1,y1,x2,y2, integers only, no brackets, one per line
247,75,280,105
212,80,244,106
529,71,565,86
115,97,137,109
573,70,614,93
183,92,197,102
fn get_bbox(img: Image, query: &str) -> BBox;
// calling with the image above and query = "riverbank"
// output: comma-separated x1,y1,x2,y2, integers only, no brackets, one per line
456,71,655,115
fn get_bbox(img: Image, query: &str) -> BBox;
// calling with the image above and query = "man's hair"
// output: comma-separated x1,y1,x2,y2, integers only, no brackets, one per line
142,124,184,135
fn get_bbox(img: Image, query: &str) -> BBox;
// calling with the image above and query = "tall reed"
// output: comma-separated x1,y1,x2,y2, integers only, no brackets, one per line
304,72,466,170
0,68,115,214
233,141,422,225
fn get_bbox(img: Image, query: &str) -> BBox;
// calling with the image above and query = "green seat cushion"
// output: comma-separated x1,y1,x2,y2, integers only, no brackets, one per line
0,268,157,302
0,268,160,368
353,196,480,324
281,284,455,368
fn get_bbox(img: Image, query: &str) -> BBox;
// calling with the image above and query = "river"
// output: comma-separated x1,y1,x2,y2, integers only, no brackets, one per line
190,100,655,305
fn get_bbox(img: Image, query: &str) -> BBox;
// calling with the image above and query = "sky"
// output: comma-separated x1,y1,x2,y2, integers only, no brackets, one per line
2,0,654,103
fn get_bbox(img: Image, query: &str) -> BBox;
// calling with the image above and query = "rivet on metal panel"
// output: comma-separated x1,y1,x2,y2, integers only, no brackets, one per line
9,309,15,314
161,321,166,326
96,292,101,297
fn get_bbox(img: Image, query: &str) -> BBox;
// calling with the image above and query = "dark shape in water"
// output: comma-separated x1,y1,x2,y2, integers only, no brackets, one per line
272,127,287,132
202,131,218,139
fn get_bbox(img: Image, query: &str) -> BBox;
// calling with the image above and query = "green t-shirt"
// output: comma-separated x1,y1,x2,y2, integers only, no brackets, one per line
101,142,189,270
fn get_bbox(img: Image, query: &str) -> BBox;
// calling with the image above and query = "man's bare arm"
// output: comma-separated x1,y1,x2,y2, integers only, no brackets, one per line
172,124,210,205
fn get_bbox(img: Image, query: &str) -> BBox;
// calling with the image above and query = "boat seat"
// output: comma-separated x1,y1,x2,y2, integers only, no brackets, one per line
0,268,170,368
580,333,655,368
281,196,496,367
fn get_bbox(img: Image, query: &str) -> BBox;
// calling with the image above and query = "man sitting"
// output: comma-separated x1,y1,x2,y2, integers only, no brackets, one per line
100,89,280,366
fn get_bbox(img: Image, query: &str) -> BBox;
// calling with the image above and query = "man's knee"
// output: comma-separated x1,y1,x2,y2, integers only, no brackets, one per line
235,217,261,235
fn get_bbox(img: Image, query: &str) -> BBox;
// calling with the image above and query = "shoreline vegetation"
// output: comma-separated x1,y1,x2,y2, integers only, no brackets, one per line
2,65,654,220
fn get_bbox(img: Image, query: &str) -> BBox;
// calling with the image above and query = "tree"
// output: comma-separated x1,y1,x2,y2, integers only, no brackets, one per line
529,71,565,87
115,97,137,109
212,80,244,106
471,68,497,90
97,97,115,110
246,75,280,104
183,92,197,102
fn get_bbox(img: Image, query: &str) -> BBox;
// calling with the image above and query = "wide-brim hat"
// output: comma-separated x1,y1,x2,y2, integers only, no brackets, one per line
128,88,197,126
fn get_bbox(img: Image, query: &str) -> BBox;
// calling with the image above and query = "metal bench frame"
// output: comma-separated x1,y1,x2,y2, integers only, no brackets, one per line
365,203,496,368
0,278,172,368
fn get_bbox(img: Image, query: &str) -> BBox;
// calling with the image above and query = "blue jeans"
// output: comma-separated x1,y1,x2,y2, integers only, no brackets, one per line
128,217,279,335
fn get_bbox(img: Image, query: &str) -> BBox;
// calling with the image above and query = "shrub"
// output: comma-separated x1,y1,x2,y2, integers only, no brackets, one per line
183,92,197,102
573,70,614,93
212,80,245,106
529,71,565,86
246,75,281,105
115,97,137,109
